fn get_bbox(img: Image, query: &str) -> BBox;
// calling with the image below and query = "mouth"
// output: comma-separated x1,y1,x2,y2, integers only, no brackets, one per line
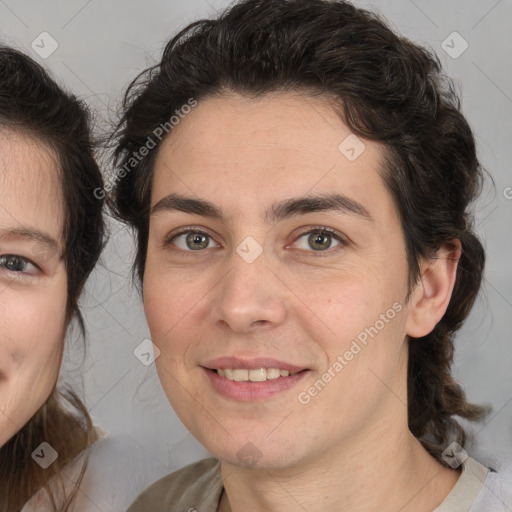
201,357,310,401
215,367,299,381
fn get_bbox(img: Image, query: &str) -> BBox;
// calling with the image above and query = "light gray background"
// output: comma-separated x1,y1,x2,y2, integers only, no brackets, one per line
1,0,511,492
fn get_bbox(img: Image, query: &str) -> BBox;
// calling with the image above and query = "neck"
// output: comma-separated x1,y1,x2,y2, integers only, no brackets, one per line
219,426,459,512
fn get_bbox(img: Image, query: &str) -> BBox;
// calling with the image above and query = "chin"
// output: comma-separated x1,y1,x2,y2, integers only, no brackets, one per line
203,435,305,471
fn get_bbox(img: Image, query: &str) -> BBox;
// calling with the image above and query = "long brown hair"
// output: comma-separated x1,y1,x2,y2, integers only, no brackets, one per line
1,392,97,511
110,0,488,462
0,47,105,510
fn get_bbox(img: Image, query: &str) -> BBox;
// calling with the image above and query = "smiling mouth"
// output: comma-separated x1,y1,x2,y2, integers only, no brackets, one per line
203,363,309,401
215,368,300,382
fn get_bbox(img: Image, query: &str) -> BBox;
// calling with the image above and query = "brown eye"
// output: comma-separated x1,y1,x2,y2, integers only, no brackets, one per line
168,230,218,251
0,254,38,274
185,232,210,250
308,232,333,251
292,228,345,253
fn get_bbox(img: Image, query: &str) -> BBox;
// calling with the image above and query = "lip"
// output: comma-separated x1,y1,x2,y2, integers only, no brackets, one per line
202,357,307,373
201,357,310,402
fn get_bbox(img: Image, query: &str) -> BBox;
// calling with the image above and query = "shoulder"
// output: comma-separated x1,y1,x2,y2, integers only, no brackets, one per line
23,430,161,512
469,455,512,512
127,458,223,512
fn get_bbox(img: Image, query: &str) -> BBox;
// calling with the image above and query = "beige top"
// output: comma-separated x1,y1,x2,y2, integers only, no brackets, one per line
127,456,496,512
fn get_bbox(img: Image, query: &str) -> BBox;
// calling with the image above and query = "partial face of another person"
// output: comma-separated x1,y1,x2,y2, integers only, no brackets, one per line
0,130,67,447
144,92,437,469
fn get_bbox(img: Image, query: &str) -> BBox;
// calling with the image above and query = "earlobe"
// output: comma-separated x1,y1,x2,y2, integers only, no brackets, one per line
405,240,461,338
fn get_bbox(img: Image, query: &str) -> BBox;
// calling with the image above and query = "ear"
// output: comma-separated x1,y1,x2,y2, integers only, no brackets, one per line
405,240,461,338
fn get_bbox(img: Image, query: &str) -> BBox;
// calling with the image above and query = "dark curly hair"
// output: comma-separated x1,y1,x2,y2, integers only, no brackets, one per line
0,47,105,510
110,0,487,461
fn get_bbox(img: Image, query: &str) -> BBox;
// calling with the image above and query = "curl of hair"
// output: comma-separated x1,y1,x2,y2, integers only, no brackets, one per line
0,47,105,510
110,0,488,461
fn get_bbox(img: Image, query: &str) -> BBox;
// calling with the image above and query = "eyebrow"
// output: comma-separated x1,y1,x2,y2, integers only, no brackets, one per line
0,227,59,248
151,193,372,223
266,194,372,223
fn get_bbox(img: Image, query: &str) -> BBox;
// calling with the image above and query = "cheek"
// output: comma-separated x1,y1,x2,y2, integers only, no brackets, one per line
290,266,408,402
144,277,199,425
0,285,67,445
143,273,182,340
1,286,67,375
290,267,398,340
143,272,188,385
318,290,408,410
143,260,211,339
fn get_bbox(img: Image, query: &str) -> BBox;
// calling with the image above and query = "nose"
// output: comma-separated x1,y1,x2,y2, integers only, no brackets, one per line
210,252,288,334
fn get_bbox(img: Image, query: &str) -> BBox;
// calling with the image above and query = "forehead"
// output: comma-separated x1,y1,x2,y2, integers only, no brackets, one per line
152,92,395,223
0,129,64,241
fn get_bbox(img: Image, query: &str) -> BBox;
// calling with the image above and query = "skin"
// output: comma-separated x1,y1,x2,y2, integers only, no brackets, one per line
144,92,461,511
0,129,67,447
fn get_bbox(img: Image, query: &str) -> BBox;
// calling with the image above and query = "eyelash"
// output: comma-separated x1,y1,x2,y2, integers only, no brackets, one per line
163,225,348,256
291,226,347,255
0,254,40,277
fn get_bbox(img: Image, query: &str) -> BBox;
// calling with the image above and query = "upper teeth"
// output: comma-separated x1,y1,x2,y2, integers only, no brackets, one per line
217,368,297,382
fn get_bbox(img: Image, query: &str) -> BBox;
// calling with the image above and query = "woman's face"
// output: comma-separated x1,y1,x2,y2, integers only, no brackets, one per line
144,92,417,469
0,130,67,447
